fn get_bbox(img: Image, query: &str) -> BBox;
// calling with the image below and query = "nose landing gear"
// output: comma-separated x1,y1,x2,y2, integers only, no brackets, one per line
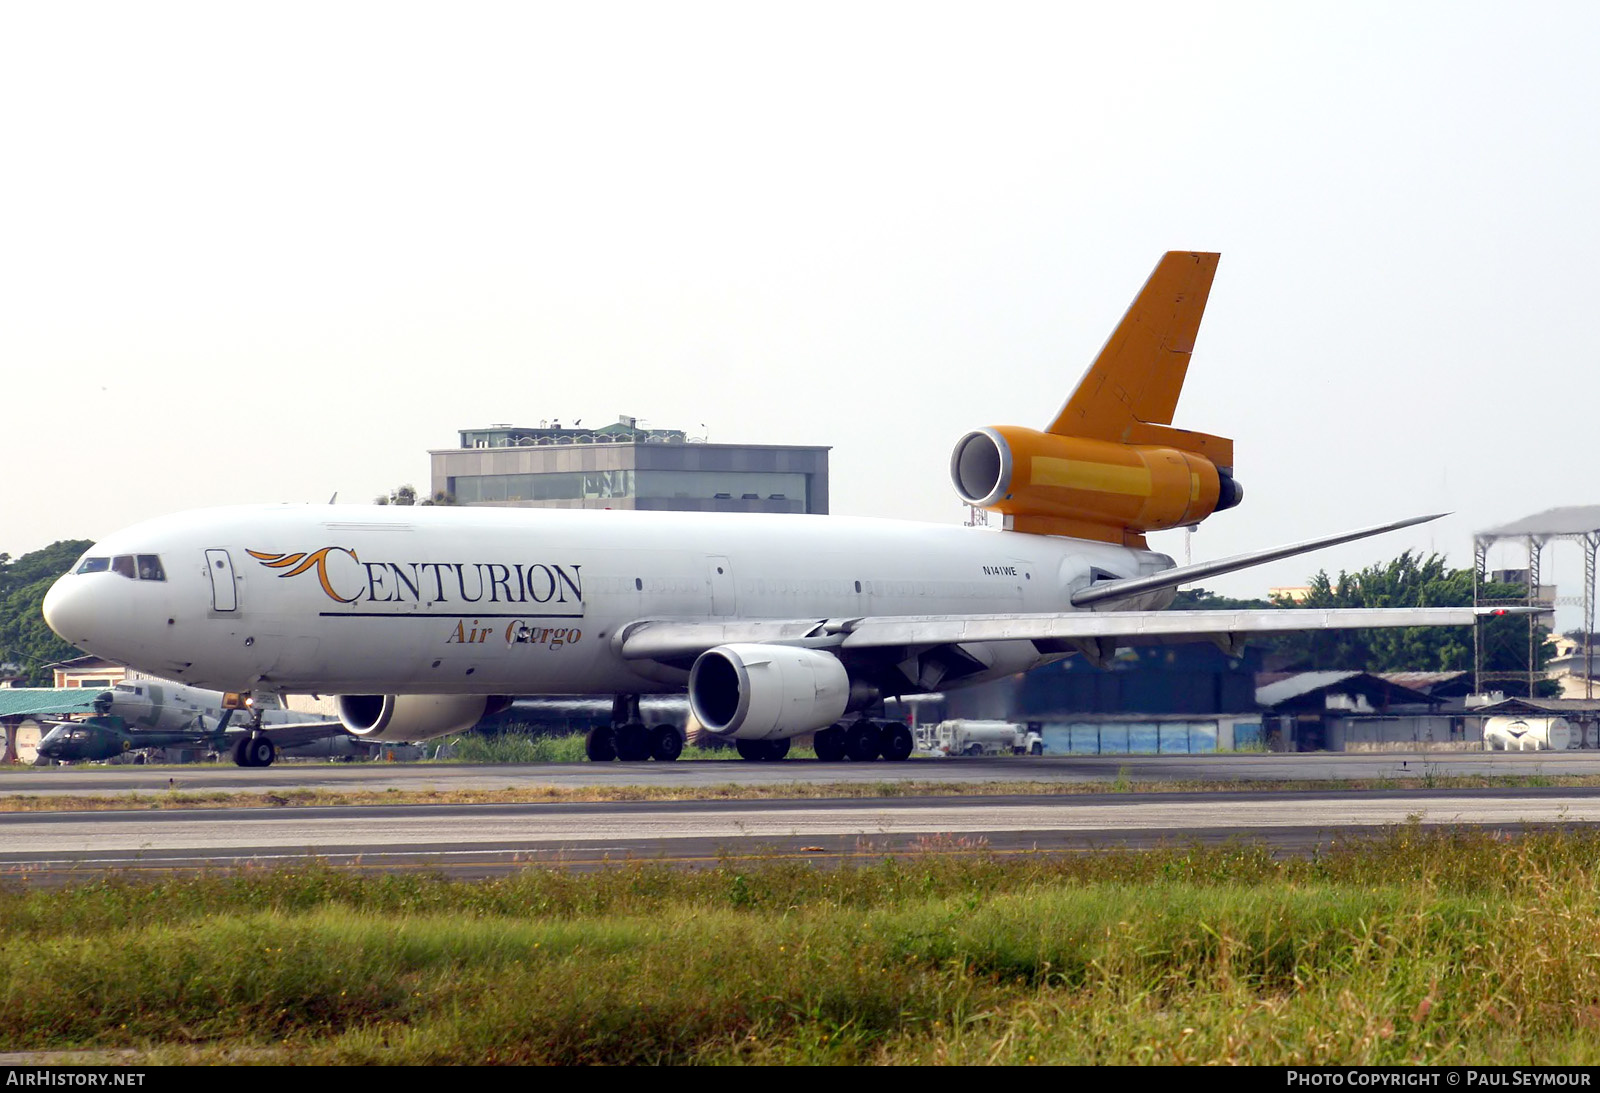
228,692,277,767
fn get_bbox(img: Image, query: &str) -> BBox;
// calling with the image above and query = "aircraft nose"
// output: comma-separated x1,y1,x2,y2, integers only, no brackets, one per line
42,573,99,648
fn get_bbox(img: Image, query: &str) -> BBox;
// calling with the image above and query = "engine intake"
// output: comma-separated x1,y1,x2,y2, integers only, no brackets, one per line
689,644,852,740
337,694,507,742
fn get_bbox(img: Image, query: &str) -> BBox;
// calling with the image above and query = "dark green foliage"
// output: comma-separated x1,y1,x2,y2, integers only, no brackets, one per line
1273,551,1551,679
0,540,93,683
1170,588,1274,611
374,484,455,506
1184,552,1552,680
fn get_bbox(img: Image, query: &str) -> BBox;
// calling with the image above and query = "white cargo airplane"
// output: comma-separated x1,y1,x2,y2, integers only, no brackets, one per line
42,252,1510,764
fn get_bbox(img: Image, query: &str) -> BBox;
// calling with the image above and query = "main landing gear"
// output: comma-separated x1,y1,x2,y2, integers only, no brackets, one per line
734,738,789,762
585,695,684,762
812,719,913,763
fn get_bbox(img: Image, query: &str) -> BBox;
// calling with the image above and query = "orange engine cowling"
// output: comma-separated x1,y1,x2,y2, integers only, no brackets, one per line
951,426,1242,546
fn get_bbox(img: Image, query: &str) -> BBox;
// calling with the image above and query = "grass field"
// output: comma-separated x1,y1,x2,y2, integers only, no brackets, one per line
5,826,1600,1064
440,731,817,763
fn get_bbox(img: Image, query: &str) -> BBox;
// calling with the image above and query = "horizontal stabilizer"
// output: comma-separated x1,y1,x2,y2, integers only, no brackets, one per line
1071,512,1449,608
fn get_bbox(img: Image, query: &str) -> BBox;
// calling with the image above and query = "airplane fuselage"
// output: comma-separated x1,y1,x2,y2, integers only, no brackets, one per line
43,504,1175,697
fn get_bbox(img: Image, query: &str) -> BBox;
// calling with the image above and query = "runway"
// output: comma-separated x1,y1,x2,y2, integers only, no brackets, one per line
4,750,1599,798
3,785,1597,882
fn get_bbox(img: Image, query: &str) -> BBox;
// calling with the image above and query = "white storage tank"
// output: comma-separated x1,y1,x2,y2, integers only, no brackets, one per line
1483,716,1571,752
12,719,43,764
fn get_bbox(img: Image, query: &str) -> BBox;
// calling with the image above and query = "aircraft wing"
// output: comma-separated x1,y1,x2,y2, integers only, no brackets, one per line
229,720,349,748
618,606,1530,663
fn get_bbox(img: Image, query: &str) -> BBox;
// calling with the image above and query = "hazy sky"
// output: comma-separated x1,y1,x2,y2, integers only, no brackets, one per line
5,3,1597,620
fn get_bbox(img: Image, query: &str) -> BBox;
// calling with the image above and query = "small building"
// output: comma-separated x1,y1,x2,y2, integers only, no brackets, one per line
1256,671,1459,751
431,416,830,515
45,655,128,690
943,644,1267,754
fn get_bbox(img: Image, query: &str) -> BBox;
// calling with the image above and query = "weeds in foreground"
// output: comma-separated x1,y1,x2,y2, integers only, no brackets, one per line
4,828,1600,1063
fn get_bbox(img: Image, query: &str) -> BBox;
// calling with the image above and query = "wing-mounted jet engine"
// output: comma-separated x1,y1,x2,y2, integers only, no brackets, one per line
336,694,512,743
951,252,1242,548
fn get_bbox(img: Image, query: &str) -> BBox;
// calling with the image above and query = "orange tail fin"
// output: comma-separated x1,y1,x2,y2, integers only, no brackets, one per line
1047,251,1231,471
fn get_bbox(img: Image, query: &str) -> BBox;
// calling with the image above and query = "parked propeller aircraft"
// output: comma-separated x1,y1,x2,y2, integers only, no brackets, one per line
41,252,1518,763
38,679,347,766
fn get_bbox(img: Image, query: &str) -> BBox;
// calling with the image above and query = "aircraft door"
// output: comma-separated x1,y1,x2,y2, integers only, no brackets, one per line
205,549,238,612
708,556,735,616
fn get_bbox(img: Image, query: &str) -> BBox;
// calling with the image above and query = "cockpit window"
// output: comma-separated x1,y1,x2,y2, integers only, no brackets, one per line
136,555,166,581
111,556,137,579
75,557,109,574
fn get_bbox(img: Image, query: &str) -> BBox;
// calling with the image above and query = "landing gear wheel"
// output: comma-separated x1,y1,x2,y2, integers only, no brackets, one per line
845,720,881,762
735,739,790,761
813,725,847,762
650,724,683,762
585,725,617,762
231,736,253,767
246,737,276,768
880,723,914,762
616,722,652,762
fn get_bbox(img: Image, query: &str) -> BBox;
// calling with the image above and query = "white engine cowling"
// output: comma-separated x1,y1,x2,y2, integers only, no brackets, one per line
337,694,503,743
689,644,851,741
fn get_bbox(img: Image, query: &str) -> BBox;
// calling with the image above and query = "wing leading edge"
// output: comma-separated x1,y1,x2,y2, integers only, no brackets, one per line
617,606,1532,663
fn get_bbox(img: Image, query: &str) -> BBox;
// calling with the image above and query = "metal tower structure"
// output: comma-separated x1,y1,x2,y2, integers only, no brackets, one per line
1473,507,1600,698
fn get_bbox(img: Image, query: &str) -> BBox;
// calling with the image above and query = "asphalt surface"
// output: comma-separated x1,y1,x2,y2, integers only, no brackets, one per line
3,782,1598,882
5,750,1600,797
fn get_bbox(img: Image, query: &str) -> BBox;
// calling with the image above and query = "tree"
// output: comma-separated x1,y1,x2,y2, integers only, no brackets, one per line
374,484,455,506
1269,551,1550,681
1176,552,1552,686
0,540,94,684
1170,588,1274,611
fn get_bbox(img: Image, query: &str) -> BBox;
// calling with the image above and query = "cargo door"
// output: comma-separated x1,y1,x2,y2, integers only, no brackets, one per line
205,549,238,612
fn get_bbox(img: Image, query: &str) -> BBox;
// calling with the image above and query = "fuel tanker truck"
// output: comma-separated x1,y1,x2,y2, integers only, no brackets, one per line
1483,716,1572,752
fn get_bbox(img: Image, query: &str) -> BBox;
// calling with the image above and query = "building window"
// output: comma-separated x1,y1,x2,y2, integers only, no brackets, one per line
635,470,806,502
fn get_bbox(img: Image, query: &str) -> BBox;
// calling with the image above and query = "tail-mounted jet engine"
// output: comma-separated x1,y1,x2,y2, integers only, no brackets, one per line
689,644,871,741
951,426,1242,547
337,694,511,743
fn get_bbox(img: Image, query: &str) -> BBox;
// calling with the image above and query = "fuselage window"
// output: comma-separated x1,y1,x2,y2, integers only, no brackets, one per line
136,555,166,581
111,555,137,579
75,557,109,574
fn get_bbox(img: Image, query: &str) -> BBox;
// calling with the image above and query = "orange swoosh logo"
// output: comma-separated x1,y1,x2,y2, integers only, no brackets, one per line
247,547,362,603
